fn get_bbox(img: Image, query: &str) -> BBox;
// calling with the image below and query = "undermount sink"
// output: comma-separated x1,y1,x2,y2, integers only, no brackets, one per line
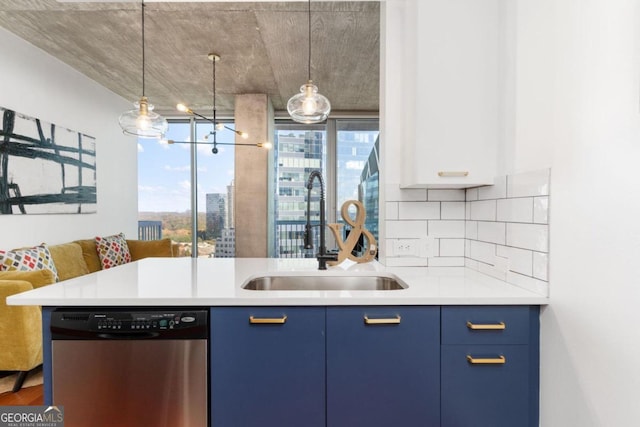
241,275,408,291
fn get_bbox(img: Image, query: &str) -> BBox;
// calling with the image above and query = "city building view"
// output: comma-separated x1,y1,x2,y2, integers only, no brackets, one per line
272,121,379,258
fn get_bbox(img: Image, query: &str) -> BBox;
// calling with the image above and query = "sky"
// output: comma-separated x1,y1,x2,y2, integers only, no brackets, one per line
137,122,236,213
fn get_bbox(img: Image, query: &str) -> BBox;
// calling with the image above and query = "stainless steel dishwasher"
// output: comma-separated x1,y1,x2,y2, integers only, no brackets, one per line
50,308,208,427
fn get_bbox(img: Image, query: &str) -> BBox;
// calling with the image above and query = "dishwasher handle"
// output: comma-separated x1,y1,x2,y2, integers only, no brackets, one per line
97,331,160,340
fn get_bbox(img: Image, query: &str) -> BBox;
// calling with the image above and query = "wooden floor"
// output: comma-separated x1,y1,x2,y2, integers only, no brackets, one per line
0,384,43,406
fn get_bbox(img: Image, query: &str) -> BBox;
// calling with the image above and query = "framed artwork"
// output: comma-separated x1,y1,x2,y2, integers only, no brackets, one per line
0,107,96,214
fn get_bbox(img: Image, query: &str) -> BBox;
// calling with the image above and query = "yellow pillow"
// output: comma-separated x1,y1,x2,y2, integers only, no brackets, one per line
73,239,102,273
126,239,173,261
0,269,56,289
48,243,90,281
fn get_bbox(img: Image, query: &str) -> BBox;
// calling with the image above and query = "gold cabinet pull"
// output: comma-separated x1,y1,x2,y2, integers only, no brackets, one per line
364,315,401,325
466,321,505,330
249,315,287,324
466,355,506,365
438,171,469,177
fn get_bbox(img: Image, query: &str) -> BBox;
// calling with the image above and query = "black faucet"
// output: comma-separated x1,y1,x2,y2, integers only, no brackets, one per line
305,170,338,270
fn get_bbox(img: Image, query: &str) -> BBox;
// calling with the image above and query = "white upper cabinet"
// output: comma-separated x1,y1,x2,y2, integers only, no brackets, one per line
394,0,502,189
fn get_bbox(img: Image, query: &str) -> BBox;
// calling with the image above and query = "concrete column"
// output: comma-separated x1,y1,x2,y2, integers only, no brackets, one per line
234,94,273,257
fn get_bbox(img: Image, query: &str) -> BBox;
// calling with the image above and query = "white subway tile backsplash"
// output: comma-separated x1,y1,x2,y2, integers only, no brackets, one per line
429,257,465,267
478,262,507,281
428,220,466,238
465,258,479,270
442,202,466,219
506,223,549,252
506,272,549,296
385,239,397,257
428,189,466,201
477,222,506,245
533,196,549,224
440,239,465,256
469,240,496,265
385,184,427,202
497,198,534,223
533,252,549,281
507,169,550,198
465,221,478,239
496,245,533,276
478,175,507,200
383,169,549,297
399,202,440,220
386,220,428,239
385,257,429,267
470,200,496,221
385,202,399,220
431,238,441,257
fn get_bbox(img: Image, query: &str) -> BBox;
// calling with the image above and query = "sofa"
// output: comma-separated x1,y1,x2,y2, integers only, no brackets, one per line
0,236,175,392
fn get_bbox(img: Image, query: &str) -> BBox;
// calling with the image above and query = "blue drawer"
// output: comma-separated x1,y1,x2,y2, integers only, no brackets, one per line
441,344,534,427
442,306,534,345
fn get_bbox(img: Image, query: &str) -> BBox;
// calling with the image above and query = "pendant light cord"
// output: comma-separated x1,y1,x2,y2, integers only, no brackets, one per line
212,57,217,145
212,57,217,123
308,0,311,82
141,0,146,97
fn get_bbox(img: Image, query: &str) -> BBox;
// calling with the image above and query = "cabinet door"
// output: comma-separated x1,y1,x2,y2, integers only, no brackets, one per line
326,306,440,427
441,306,539,427
400,0,500,188
441,345,532,427
210,307,325,427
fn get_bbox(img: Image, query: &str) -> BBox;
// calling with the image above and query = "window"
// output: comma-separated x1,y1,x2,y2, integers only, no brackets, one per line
137,119,237,258
139,118,379,260
271,119,379,258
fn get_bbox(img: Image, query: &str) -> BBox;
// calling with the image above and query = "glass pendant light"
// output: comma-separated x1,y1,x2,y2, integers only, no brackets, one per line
287,0,331,124
119,0,168,139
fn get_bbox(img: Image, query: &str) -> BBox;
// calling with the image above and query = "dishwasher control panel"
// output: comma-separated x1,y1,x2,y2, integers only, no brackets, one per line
92,311,200,331
51,309,208,339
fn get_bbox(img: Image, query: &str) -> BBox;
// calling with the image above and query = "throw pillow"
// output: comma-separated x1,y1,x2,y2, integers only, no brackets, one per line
73,239,102,273
0,269,56,289
126,238,173,261
95,233,131,270
48,242,90,281
0,245,59,282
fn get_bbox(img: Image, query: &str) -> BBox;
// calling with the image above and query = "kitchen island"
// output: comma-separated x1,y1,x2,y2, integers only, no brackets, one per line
8,257,548,427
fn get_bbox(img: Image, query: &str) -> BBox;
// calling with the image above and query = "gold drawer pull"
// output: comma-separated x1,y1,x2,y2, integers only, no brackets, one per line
466,321,505,330
438,171,469,177
364,315,401,325
466,355,506,365
249,315,287,324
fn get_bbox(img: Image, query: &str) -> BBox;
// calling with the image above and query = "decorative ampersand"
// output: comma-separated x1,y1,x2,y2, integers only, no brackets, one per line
327,200,377,266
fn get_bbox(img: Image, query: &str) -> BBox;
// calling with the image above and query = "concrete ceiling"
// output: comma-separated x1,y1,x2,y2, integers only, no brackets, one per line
0,1,379,117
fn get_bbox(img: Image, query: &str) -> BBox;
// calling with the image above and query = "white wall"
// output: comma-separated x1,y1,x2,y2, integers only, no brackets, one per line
0,27,138,249
509,0,640,425
384,0,640,424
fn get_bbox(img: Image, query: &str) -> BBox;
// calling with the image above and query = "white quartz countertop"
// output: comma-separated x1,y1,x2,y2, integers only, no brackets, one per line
7,258,549,306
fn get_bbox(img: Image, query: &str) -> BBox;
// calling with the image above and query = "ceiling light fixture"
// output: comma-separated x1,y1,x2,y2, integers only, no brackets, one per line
165,139,272,155
176,53,252,154
287,0,331,124
118,0,168,139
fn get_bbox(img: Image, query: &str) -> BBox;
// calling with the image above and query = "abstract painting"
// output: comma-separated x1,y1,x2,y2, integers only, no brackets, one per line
0,107,96,214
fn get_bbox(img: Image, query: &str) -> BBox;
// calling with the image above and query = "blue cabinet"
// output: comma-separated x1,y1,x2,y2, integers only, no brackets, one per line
210,305,539,427
326,306,440,427
210,307,326,427
440,306,540,427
